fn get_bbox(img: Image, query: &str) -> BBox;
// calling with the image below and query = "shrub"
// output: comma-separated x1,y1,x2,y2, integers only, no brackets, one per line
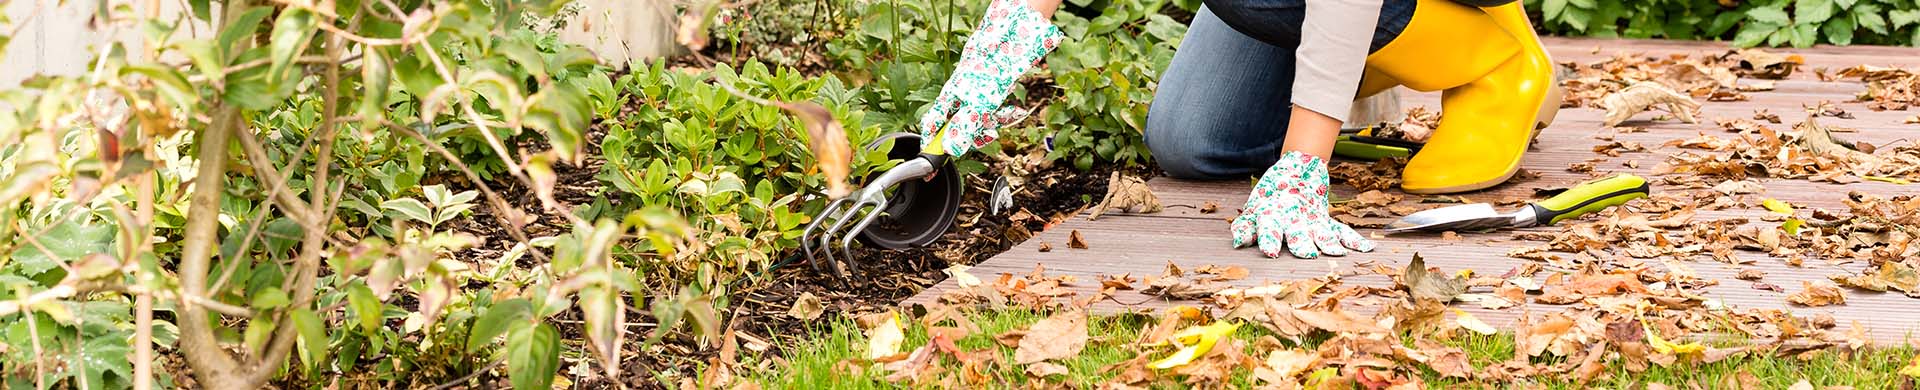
1528,0,1920,47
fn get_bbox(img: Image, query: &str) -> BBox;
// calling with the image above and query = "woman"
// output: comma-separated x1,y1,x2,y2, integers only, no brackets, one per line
915,0,1561,259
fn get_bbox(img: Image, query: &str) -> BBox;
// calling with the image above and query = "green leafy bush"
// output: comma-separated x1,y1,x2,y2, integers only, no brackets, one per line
1528,0,1920,47
1042,0,1187,170
598,60,893,294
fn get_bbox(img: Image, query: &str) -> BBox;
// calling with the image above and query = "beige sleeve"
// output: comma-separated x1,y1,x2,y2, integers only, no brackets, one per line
1291,0,1383,123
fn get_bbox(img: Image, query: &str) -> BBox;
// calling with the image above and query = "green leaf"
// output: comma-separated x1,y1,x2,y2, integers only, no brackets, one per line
268,7,317,84
1794,0,1835,23
507,322,561,390
1734,23,1782,47
1747,6,1792,25
10,218,115,276
359,48,393,134
1823,16,1856,45
346,282,384,332
290,308,329,372
215,6,273,61
468,299,532,353
123,64,199,108
1790,23,1819,47
1543,0,1570,21
250,287,290,309
380,198,434,223
1891,9,1920,29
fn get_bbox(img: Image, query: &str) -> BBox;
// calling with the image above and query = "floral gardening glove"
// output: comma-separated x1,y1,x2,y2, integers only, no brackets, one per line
1232,151,1376,259
918,0,1064,157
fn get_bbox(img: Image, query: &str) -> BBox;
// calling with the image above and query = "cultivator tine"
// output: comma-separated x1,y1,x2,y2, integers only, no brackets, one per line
837,196,893,278
801,197,855,278
797,158,937,284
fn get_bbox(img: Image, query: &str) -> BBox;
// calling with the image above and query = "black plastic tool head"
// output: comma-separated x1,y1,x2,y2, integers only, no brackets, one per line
855,133,962,249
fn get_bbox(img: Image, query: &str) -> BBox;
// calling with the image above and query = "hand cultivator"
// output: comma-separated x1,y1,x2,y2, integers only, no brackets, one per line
801,133,963,282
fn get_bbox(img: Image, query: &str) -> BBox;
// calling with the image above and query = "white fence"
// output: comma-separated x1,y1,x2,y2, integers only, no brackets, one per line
2,0,677,88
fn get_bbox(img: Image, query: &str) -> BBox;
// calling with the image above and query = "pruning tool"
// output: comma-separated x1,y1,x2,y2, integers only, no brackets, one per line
800,133,963,282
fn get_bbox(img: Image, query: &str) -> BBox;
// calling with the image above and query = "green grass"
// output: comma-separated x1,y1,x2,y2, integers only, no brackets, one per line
746,309,1919,389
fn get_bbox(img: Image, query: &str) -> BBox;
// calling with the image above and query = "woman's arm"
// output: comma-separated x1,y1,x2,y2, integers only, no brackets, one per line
1282,105,1342,158
1284,0,1383,158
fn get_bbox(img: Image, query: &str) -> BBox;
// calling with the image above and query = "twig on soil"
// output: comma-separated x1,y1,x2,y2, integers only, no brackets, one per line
431,357,506,390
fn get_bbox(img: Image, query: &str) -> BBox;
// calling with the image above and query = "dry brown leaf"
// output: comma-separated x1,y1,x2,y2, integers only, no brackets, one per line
788,292,824,321
1089,172,1163,220
1067,230,1089,249
1602,82,1701,127
1735,269,1766,281
1787,281,1847,307
1732,49,1804,79
1199,200,1220,214
1038,242,1053,252
1404,254,1467,303
1014,309,1089,364
1025,361,1070,378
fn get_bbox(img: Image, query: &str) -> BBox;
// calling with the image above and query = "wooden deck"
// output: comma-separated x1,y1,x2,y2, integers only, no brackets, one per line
906,37,1920,345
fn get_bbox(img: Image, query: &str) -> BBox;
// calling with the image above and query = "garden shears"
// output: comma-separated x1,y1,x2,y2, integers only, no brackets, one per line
800,133,964,282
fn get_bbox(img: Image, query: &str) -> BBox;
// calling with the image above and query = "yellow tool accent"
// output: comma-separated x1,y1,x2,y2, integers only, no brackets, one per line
920,126,950,156
1363,0,1559,194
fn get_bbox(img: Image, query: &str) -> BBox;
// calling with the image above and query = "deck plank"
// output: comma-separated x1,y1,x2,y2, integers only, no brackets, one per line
905,38,1920,344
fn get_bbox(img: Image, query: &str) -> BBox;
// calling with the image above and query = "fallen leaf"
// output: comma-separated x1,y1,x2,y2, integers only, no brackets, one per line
788,292,824,321
1088,172,1163,220
1259,349,1321,382
866,311,906,360
1787,281,1847,307
1025,361,1069,378
1788,380,1814,390
945,265,982,289
1038,242,1053,252
1602,82,1701,127
1200,200,1220,214
1015,310,1089,364
1404,253,1467,303
1454,309,1497,335
1148,321,1239,369
1067,230,1089,249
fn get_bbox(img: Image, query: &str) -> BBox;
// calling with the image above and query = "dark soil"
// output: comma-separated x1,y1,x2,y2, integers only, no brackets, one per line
416,88,1150,389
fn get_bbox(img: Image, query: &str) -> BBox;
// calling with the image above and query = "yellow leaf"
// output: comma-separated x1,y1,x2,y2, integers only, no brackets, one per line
1782,218,1804,235
1899,354,1920,377
1645,326,1704,356
1864,175,1911,185
1454,309,1497,335
866,312,905,360
1149,321,1239,369
1762,198,1795,214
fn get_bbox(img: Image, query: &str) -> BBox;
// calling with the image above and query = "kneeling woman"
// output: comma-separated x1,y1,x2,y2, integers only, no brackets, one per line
915,0,1561,259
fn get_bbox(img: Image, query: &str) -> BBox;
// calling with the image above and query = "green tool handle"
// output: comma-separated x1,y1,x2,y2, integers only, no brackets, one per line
1528,174,1650,226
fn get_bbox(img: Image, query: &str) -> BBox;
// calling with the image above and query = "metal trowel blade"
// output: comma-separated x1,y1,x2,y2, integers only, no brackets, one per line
1385,203,1507,233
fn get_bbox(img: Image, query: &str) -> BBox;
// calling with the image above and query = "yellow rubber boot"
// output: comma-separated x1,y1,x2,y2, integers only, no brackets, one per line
1364,0,1558,194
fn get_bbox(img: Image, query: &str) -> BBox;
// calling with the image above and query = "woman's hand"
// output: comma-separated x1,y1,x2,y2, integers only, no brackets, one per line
917,0,1064,157
1232,151,1374,258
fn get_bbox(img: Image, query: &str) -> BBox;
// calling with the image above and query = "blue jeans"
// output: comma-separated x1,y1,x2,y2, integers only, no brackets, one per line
1146,1,1415,180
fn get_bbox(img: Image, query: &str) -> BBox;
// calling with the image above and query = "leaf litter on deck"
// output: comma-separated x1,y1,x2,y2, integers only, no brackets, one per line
820,51,1920,388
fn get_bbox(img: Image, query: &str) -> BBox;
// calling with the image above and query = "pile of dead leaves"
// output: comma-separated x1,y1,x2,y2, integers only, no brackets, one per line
1329,158,1408,193
1831,65,1919,111
1564,50,1795,127
858,251,1881,388
1659,114,1920,184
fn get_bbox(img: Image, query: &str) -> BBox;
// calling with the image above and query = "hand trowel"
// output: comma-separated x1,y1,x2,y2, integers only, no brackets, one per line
1385,174,1650,234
